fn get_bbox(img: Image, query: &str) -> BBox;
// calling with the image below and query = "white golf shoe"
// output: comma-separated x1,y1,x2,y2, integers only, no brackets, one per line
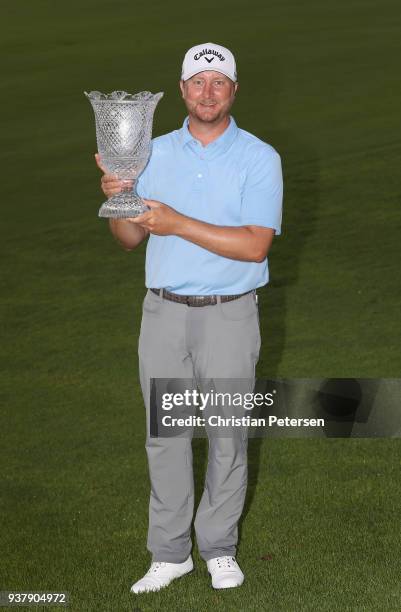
206,556,244,589
130,555,194,594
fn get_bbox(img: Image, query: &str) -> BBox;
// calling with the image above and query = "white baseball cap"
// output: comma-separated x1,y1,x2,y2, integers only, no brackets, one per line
181,42,237,82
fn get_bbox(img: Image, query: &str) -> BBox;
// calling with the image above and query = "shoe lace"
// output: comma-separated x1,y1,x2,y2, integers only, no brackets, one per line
150,562,167,573
216,556,237,569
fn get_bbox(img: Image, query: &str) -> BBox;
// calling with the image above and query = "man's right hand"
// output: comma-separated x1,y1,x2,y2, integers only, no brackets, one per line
95,153,133,198
94,153,148,250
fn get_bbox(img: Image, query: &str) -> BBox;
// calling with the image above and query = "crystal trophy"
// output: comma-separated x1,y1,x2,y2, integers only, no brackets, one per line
85,90,163,218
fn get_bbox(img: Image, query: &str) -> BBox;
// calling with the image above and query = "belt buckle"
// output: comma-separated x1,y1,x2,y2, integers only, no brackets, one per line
187,295,203,307
186,295,213,307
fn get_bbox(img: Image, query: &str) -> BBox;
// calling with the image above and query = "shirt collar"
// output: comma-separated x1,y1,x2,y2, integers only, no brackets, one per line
180,115,238,157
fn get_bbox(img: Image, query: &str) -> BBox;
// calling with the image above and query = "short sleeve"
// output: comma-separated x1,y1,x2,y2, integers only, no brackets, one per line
240,148,283,235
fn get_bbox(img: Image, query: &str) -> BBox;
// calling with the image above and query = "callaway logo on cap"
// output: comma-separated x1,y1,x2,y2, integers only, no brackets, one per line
181,42,237,82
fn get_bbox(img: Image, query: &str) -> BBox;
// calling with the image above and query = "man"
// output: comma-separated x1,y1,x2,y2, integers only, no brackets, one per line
95,42,283,593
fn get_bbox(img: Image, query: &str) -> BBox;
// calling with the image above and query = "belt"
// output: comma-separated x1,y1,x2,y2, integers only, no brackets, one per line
150,288,253,307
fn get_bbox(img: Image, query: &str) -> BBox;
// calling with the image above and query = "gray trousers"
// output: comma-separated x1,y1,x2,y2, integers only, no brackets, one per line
138,289,261,562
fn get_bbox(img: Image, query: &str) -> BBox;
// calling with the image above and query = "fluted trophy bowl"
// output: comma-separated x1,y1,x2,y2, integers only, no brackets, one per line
85,90,163,218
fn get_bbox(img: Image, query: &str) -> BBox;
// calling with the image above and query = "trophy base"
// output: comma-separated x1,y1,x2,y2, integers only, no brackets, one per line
98,192,149,219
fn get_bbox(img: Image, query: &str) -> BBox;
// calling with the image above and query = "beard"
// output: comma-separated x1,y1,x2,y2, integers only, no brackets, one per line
189,100,232,124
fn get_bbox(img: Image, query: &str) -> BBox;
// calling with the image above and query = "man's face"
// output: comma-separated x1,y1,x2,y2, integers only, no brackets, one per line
180,71,238,124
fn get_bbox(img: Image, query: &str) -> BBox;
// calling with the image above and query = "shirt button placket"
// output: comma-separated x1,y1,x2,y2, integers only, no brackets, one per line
194,147,206,191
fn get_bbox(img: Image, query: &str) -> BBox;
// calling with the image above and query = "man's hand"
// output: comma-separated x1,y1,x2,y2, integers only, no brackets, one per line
94,153,149,250
131,200,182,236
95,153,133,198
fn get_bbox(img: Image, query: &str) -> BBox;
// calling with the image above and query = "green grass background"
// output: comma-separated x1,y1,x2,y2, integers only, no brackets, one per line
1,0,401,610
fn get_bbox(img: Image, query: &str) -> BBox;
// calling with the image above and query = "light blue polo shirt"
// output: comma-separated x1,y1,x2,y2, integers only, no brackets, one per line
136,116,283,295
